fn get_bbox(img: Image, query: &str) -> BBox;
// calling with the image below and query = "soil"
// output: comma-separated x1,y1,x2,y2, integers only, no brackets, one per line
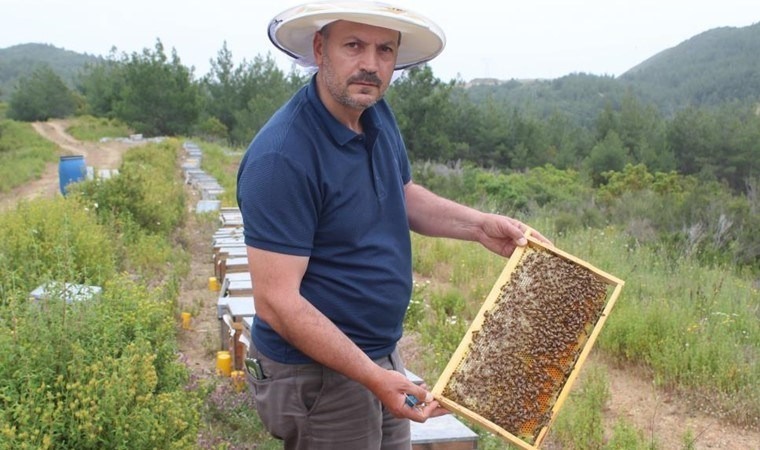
5,120,759,450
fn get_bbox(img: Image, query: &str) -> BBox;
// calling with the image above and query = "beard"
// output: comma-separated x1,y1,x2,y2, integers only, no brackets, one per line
320,53,386,110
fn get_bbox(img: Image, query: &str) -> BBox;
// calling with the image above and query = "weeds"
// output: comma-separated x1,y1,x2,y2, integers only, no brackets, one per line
552,365,610,449
197,379,278,450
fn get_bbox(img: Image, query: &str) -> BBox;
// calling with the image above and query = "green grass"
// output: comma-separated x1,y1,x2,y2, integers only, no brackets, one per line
0,119,58,192
66,115,133,141
554,226,760,427
552,364,610,449
405,221,759,447
197,379,280,450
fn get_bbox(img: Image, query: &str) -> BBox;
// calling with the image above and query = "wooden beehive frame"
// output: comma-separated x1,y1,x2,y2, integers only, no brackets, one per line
431,233,624,449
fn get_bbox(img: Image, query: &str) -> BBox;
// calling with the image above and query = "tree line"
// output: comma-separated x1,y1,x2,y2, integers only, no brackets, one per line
5,38,760,191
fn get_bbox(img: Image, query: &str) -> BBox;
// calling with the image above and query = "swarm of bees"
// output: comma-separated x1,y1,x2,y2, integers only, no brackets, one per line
441,246,611,443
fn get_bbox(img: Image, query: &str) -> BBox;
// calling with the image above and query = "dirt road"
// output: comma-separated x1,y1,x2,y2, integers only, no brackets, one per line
9,120,760,449
0,120,134,211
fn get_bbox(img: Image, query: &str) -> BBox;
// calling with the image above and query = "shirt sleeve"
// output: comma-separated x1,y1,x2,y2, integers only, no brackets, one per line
237,151,318,256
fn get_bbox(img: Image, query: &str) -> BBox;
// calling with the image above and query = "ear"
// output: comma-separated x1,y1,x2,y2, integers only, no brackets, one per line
313,31,324,65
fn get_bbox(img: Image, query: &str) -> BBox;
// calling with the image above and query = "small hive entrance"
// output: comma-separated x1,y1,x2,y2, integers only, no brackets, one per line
432,234,624,449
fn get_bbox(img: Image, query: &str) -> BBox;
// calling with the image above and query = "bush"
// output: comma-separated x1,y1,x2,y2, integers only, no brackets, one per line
0,129,204,449
194,117,228,142
73,139,186,236
0,196,116,293
0,274,199,450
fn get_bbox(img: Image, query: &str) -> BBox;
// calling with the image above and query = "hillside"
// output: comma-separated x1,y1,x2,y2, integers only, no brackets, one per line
4,21,760,125
621,22,760,113
465,22,760,122
0,43,101,100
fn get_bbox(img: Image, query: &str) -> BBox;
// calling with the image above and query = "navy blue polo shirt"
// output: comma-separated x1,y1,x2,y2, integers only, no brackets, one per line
236,76,413,364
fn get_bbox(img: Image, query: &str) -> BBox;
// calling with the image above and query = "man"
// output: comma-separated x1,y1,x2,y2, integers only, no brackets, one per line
236,2,547,449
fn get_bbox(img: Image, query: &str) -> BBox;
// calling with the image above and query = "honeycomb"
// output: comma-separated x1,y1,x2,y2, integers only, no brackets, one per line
439,244,615,446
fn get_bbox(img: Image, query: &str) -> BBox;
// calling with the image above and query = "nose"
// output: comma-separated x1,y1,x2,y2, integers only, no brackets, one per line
358,47,381,73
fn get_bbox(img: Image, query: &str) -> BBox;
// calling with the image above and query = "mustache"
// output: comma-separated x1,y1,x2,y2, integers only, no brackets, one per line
348,71,382,86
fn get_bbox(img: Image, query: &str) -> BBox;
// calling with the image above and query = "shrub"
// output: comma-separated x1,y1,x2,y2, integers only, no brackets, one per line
0,131,201,449
0,274,199,450
194,117,229,142
73,139,186,236
0,196,116,293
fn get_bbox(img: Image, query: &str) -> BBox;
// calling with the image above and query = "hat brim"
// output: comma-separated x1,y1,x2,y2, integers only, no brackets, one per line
268,2,446,70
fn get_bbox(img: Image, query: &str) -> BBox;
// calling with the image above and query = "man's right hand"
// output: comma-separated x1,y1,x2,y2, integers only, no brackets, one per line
368,367,448,422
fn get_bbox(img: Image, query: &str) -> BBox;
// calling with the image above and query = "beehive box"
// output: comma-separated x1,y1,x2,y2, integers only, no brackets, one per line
431,234,624,449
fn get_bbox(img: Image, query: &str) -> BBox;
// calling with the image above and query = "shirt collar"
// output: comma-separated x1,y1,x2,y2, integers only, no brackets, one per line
306,74,385,147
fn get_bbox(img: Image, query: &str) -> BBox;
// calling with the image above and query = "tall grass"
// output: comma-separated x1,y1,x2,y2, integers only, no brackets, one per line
554,226,760,427
0,119,58,192
65,115,133,141
406,221,759,447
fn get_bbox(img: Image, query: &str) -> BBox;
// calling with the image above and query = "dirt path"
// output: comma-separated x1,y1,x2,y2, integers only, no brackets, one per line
0,119,134,212
11,122,760,449
31,120,131,169
590,354,758,449
176,200,224,380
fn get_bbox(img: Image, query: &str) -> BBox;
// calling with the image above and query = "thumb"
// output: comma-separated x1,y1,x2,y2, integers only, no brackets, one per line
407,386,434,407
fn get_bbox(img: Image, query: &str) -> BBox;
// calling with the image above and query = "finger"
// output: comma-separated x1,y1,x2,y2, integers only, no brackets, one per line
526,228,552,246
488,216,526,247
413,386,434,405
422,400,449,418
509,220,555,247
506,220,528,247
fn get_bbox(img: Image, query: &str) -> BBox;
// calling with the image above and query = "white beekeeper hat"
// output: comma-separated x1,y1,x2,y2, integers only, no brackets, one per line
268,1,446,70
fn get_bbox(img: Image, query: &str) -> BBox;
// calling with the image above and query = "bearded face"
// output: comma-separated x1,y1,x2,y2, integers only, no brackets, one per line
314,20,399,112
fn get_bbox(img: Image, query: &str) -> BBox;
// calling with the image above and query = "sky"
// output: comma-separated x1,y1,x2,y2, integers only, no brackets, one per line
2,0,760,82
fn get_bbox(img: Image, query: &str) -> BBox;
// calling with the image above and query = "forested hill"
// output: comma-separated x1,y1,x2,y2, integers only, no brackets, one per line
4,21,760,111
621,22,760,113
465,22,760,123
0,43,101,100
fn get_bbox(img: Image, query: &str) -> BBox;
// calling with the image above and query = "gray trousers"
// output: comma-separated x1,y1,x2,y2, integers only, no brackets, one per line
247,345,411,450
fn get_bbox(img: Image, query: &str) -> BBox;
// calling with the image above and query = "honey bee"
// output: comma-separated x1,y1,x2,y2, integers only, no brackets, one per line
443,246,612,443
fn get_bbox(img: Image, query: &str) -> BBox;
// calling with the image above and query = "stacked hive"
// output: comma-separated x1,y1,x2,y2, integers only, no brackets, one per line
211,208,255,373
181,141,225,213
